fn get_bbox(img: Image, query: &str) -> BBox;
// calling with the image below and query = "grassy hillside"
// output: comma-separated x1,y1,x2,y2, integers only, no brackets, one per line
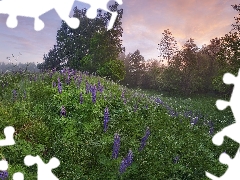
0,69,237,179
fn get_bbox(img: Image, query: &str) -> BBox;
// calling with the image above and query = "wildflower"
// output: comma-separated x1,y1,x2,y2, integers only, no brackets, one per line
52,81,56,88
58,81,62,94
191,117,199,126
121,90,125,99
0,170,8,180
169,110,178,117
80,92,83,104
209,121,214,135
60,106,66,117
77,76,82,89
126,149,133,166
112,133,120,159
66,75,70,85
119,149,134,174
209,126,214,135
173,155,180,164
103,107,109,132
139,127,150,151
91,85,97,104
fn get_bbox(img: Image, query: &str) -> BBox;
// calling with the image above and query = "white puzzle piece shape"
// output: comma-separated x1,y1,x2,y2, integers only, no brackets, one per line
24,155,60,180
206,69,240,179
0,0,123,31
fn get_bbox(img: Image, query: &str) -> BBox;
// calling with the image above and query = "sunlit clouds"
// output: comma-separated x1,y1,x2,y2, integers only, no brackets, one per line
0,0,239,64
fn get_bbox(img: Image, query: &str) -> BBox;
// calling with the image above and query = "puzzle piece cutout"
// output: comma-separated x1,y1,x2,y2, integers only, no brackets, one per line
0,126,15,173
0,159,8,171
23,155,60,180
205,69,240,179
0,126,15,146
206,148,240,179
0,0,123,31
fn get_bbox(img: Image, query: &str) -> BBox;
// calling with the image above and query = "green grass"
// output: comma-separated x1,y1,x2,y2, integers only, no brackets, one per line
0,70,237,180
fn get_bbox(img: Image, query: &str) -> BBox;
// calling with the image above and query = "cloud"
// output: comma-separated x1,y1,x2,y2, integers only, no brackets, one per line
121,0,240,60
0,0,239,63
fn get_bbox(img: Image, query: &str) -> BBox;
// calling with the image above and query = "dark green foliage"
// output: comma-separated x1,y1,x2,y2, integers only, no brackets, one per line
38,3,125,82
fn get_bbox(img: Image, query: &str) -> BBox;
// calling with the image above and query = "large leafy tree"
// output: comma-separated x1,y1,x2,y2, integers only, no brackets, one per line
39,2,124,76
211,4,240,94
157,29,179,65
125,50,144,87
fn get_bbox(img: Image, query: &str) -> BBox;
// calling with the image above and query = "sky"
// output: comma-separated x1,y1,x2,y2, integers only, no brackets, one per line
0,0,239,66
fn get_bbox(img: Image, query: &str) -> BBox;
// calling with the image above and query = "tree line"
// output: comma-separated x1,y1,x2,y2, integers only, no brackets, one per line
37,3,240,96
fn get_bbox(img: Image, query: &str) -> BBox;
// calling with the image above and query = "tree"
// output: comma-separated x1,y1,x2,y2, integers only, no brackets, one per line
128,50,145,87
157,29,179,65
97,59,125,81
41,2,124,78
39,45,62,70
231,4,240,33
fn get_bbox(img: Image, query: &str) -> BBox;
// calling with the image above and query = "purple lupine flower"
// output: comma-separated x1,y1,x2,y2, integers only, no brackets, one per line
209,126,214,135
126,149,133,166
80,92,83,104
121,90,125,99
209,121,214,135
112,133,120,159
0,170,8,179
119,149,134,174
76,76,82,88
52,81,56,88
155,98,163,105
173,155,180,164
60,106,66,117
169,110,178,117
49,72,53,79
119,158,128,174
104,107,109,132
91,85,97,103
58,81,62,94
139,127,150,151
191,117,199,126
66,75,70,85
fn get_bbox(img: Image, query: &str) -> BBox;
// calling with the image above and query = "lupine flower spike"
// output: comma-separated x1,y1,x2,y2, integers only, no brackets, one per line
60,106,66,117
80,92,83,104
112,133,120,159
104,107,109,132
91,85,97,103
119,149,134,174
139,127,150,151
0,170,8,180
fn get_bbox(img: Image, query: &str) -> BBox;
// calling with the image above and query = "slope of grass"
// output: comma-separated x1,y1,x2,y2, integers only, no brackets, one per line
0,70,237,180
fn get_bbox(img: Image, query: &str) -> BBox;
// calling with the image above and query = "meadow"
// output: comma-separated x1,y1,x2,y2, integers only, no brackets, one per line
0,68,238,180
